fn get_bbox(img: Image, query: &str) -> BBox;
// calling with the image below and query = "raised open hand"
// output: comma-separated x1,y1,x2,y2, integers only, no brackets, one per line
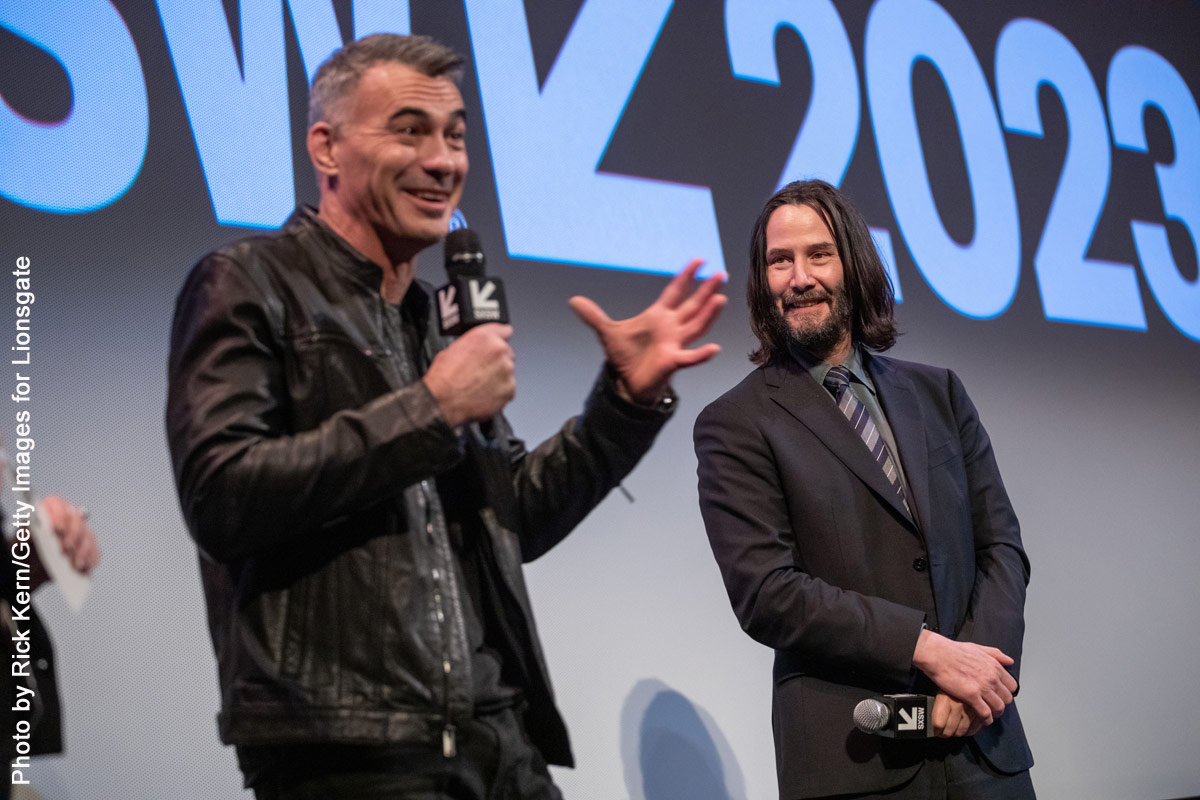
568,259,726,405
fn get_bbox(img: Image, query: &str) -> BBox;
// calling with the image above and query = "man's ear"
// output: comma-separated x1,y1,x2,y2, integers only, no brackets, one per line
308,121,338,180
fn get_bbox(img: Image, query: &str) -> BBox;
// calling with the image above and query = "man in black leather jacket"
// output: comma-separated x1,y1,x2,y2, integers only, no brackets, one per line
165,34,725,799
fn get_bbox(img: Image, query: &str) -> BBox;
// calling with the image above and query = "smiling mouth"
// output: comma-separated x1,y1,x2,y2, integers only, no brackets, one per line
405,189,451,204
783,296,829,311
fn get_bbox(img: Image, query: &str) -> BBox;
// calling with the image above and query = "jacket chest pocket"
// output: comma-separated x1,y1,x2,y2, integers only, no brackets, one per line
285,328,393,424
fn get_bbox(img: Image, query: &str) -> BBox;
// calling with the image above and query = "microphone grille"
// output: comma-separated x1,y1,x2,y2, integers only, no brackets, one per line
853,698,890,733
444,228,484,277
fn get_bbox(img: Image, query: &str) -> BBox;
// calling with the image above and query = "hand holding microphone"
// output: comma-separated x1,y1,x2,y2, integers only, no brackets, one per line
424,324,515,428
425,228,515,428
930,693,983,738
854,692,991,739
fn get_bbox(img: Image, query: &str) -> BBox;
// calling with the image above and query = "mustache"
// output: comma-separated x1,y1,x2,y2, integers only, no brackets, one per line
780,289,832,309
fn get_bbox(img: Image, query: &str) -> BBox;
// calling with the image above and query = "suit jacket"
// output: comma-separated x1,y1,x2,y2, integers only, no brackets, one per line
694,352,1032,798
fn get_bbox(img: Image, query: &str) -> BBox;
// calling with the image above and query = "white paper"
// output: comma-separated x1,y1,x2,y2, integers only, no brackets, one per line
30,502,92,612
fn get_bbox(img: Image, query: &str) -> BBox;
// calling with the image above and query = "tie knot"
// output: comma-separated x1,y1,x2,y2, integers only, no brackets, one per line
823,365,852,397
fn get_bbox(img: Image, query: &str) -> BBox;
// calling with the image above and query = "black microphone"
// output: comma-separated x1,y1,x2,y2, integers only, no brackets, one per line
853,694,934,738
436,228,509,336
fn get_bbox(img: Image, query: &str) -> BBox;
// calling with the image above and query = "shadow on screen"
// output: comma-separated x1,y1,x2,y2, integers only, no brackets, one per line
620,679,746,800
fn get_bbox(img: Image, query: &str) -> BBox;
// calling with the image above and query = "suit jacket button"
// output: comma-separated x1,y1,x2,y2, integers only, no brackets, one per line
912,557,928,572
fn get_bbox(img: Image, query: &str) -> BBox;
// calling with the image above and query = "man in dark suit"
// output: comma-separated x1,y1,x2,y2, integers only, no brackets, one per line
694,180,1034,799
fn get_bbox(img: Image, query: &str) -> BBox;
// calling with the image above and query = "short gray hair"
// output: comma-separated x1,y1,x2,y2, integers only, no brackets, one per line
308,34,464,129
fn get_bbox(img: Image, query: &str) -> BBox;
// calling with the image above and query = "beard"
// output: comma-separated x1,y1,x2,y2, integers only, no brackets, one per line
767,282,852,361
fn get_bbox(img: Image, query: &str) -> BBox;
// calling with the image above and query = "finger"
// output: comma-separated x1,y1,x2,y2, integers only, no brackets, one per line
41,496,68,546
941,702,962,738
966,696,994,726
70,529,91,572
983,646,1015,666
41,495,64,517
471,323,514,340
61,512,88,556
675,271,727,320
984,688,1006,717
568,296,614,334
953,710,972,737
658,259,705,308
931,695,950,735
455,324,513,349
680,294,728,343
45,496,85,553
77,530,100,573
673,343,721,369
939,698,969,739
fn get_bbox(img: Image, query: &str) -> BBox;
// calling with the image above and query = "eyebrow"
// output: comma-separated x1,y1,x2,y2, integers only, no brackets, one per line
765,242,836,261
387,107,468,125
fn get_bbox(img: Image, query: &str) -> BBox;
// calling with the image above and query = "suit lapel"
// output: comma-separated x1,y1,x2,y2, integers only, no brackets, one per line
765,360,915,527
865,354,931,535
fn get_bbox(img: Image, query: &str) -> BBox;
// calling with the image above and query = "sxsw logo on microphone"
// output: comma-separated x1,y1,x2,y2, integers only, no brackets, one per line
891,694,930,738
437,278,503,334
468,280,502,320
438,285,461,329
897,704,926,732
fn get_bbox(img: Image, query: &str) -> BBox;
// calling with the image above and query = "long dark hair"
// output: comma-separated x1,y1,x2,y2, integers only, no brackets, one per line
747,180,898,364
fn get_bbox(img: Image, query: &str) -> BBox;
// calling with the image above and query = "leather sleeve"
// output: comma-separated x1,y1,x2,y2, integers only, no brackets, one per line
694,395,926,686
501,366,675,562
165,254,463,563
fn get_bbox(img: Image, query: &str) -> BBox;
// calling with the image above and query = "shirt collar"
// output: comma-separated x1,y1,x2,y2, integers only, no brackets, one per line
788,342,877,398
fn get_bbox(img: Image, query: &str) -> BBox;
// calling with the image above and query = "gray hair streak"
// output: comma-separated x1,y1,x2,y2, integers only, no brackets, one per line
308,33,464,129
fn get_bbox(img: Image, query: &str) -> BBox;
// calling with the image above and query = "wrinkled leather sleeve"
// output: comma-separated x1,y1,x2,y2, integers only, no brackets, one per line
499,368,676,562
166,253,463,563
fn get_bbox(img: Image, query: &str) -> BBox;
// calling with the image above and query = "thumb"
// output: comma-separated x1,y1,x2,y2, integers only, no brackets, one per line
568,295,613,334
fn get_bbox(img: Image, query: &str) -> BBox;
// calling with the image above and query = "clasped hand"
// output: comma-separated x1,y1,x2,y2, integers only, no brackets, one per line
913,629,1019,738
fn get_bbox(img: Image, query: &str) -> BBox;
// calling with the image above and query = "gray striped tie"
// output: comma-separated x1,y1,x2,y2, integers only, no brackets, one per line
823,366,910,516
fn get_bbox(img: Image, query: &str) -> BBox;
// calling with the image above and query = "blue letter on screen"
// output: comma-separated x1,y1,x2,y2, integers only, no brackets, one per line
352,0,410,38
464,0,724,277
157,0,345,228
866,0,1020,319
1108,46,1200,342
725,0,859,190
0,0,148,213
996,19,1145,330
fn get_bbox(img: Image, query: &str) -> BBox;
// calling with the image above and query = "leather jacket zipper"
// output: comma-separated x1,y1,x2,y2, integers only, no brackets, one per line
421,479,457,759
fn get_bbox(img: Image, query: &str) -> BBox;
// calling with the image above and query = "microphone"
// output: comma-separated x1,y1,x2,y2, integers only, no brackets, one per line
853,694,934,738
436,228,509,336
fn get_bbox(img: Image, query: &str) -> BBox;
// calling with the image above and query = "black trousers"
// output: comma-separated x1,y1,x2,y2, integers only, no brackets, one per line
248,708,562,800
811,739,1035,800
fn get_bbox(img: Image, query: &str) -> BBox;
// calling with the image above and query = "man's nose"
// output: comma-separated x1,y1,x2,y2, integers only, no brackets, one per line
788,263,816,291
421,137,462,179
